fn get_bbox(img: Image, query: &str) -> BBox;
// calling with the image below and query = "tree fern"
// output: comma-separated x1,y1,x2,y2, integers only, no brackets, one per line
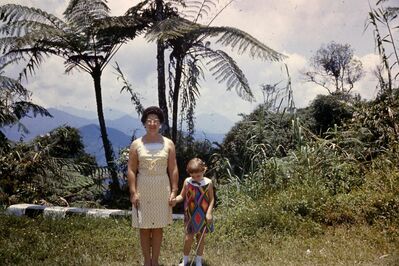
147,17,286,62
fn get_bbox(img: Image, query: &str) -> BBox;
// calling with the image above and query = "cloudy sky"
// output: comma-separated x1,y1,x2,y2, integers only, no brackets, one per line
0,0,382,125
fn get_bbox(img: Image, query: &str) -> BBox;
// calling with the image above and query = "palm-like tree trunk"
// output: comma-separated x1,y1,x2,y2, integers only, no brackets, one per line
156,0,171,138
157,41,170,136
172,55,183,143
91,67,120,193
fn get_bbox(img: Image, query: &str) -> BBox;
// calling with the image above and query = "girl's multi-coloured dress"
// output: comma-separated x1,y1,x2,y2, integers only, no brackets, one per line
183,177,214,234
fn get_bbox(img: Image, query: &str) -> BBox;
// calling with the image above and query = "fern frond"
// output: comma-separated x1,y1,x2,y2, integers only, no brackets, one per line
0,74,50,127
11,101,52,120
377,0,390,5
182,0,218,22
94,15,149,44
0,20,66,41
0,4,67,31
0,74,26,96
114,62,144,116
1,46,58,81
386,7,399,17
198,46,254,101
179,55,202,136
125,0,151,16
63,0,110,27
146,17,200,42
209,26,286,61
0,35,40,53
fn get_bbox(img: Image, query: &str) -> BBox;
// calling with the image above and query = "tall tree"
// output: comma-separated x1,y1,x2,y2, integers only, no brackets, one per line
155,0,170,136
148,14,285,142
0,1,148,194
131,0,180,137
304,41,364,95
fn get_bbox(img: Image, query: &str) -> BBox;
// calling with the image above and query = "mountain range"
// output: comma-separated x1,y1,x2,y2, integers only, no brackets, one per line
1,108,234,165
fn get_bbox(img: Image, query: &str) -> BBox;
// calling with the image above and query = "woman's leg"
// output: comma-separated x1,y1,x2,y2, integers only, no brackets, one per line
151,228,163,266
140,229,152,266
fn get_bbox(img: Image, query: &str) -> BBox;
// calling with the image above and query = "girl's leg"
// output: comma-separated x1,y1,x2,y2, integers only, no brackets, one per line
151,228,163,266
195,232,206,256
183,233,195,256
140,229,152,266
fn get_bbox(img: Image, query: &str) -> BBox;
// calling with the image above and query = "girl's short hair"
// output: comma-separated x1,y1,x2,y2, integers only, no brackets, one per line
186,158,207,174
141,106,165,124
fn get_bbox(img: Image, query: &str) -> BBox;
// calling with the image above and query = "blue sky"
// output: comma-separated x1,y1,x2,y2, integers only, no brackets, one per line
0,0,382,126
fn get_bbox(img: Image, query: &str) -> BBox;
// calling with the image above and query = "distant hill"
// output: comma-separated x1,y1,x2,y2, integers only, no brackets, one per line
195,113,235,134
1,108,95,141
57,105,133,120
106,115,144,136
79,124,131,166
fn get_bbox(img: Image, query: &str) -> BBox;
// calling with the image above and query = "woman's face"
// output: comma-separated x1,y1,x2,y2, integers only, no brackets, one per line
144,114,161,134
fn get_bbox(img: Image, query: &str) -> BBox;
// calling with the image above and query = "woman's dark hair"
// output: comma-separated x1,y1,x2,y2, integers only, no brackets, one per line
141,106,165,124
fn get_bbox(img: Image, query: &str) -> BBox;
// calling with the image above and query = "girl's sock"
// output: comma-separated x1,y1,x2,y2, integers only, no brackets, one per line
183,255,189,265
195,255,202,266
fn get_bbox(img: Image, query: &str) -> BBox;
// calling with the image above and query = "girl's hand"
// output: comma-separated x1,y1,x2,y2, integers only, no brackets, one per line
168,192,176,206
206,213,213,224
131,192,139,208
170,197,177,207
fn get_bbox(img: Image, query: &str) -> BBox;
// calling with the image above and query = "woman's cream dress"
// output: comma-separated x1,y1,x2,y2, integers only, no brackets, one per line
132,137,172,228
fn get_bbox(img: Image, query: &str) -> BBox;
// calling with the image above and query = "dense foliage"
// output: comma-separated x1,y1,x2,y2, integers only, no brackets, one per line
210,88,399,238
0,126,101,207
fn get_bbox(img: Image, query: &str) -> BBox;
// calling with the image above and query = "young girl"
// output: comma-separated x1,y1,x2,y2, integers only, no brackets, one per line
175,158,215,266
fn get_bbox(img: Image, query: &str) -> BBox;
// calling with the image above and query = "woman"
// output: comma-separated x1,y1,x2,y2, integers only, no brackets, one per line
127,106,179,266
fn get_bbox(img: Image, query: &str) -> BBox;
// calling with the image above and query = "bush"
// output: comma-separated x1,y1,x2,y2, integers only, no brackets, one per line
310,94,355,135
0,126,101,206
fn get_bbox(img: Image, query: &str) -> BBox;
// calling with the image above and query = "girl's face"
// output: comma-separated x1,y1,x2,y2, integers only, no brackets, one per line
190,171,204,182
145,114,160,134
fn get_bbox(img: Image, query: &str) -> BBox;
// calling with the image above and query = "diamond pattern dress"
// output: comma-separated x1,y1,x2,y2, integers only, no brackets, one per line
131,137,172,228
184,177,214,234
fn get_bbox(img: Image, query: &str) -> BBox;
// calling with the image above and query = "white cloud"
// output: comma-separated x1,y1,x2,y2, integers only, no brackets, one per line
352,53,381,100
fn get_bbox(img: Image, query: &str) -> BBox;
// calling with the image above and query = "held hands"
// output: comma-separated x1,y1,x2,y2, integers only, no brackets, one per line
169,191,177,207
170,197,177,207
